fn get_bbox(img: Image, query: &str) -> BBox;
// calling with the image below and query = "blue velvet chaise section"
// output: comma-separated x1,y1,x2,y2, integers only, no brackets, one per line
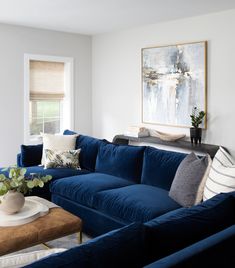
24,192,235,268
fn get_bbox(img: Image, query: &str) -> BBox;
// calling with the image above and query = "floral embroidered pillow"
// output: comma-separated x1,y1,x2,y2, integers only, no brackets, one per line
44,149,81,169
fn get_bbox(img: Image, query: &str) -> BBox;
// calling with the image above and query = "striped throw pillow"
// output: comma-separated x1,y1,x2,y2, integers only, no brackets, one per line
203,147,235,201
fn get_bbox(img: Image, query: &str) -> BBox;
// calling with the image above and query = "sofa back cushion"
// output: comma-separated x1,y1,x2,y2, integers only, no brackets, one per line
141,147,187,190
95,143,145,183
63,130,105,171
20,144,43,167
144,192,235,262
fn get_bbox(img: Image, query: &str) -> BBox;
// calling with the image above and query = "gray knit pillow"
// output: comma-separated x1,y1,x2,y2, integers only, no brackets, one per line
169,152,211,207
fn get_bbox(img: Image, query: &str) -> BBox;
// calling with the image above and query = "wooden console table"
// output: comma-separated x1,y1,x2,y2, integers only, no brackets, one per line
113,135,219,158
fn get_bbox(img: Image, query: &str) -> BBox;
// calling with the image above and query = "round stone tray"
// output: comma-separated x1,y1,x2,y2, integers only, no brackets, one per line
0,199,49,227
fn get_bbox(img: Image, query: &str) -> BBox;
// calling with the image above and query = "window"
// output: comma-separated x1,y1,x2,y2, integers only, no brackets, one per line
24,55,74,143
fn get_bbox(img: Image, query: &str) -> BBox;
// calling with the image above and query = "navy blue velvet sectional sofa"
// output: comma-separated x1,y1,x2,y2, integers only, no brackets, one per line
14,130,235,267
17,130,186,236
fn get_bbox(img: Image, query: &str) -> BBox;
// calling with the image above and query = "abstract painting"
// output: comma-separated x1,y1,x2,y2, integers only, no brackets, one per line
142,41,207,128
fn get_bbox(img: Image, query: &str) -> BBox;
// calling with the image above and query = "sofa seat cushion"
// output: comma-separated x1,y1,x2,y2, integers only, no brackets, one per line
144,192,235,262
0,166,90,200
95,143,145,183
1,166,89,181
23,166,90,179
94,185,181,223
141,147,186,190
50,173,134,208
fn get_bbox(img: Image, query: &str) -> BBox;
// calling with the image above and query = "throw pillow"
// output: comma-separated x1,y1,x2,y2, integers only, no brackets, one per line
169,152,211,207
44,149,81,169
20,144,43,167
41,133,78,165
203,147,235,201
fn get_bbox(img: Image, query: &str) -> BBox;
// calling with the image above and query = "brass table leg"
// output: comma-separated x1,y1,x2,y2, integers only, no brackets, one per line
41,243,51,249
78,231,82,244
41,231,82,249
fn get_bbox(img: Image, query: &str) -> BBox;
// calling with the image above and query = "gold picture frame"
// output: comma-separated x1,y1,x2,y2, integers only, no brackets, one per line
141,41,207,129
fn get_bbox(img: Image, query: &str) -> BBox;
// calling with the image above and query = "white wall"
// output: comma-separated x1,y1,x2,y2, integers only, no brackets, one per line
92,9,235,156
0,23,92,166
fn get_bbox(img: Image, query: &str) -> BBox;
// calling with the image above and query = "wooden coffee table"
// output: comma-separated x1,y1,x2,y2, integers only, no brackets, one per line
0,206,82,256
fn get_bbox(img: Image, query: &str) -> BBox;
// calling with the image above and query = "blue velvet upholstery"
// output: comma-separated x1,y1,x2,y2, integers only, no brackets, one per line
144,192,235,262
63,129,106,171
95,143,145,183
63,129,77,136
50,173,134,208
144,225,235,268
17,153,22,167
20,144,43,167
141,147,186,190
13,133,235,268
24,166,89,180
24,223,146,268
52,194,127,236
1,166,89,200
94,184,181,222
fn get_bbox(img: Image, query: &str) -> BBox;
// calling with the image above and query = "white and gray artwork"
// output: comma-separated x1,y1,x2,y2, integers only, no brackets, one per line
142,41,206,127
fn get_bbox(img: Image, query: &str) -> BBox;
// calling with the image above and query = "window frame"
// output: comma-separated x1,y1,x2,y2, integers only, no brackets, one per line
24,54,74,144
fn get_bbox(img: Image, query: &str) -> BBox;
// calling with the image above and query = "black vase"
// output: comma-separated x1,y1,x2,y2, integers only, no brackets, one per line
190,127,202,145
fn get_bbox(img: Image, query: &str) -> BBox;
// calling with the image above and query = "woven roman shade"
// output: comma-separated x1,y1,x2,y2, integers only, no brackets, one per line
30,60,65,100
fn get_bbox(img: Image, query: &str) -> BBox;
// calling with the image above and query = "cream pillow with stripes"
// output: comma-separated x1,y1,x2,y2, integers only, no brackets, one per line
203,147,235,201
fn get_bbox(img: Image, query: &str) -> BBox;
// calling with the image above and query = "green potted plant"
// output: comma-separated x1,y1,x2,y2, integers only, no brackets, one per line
190,107,206,144
0,167,52,214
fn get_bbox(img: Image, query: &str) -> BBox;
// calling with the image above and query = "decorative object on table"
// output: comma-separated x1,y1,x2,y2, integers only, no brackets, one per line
149,129,186,141
44,148,81,169
0,167,52,214
203,147,235,201
125,126,149,138
142,41,207,127
0,197,49,226
190,106,206,144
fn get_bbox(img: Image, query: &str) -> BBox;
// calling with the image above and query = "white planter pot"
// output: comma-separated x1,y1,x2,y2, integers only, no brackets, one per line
0,191,25,214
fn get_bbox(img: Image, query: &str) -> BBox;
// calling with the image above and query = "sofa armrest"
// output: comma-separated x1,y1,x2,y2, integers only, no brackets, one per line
144,225,235,268
23,223,146,268
17,153,23,167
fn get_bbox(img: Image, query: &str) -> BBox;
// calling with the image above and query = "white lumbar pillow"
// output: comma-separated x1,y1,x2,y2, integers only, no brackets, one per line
0,248,66,268
41,133,78,166
203,147,235,201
